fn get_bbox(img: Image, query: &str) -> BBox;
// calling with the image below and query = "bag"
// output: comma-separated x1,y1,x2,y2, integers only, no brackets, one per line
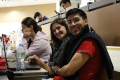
0,59,7,70
53,76,64,80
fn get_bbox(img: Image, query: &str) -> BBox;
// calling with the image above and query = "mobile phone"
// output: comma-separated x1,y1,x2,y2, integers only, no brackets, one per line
36,16,39,22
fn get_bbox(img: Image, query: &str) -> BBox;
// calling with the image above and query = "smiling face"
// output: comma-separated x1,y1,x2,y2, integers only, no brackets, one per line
52,23,67,41
67,13,88,36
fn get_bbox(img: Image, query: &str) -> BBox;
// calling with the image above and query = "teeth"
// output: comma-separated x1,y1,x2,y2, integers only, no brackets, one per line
72,26,78,30
72,28,78,31
57,34,60,37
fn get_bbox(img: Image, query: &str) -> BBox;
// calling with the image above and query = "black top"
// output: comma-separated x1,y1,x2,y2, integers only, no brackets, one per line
48,37,70,67
27,38,32,49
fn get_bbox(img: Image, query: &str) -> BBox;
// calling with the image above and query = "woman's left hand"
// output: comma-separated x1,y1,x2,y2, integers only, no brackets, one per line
52,66,60,73
27,55,42,65
23,29,31,38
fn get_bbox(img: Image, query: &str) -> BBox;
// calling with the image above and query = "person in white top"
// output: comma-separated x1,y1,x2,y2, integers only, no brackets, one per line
21,17,52,62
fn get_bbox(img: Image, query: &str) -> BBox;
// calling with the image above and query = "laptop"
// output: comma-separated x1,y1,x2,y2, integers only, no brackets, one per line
2,34,41,70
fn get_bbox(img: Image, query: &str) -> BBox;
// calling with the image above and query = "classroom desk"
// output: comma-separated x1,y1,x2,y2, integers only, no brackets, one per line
0,75,8,80
107,46,120,72
13,68,47,80
107,46,120,80
14,77,42,80
0,69,46,80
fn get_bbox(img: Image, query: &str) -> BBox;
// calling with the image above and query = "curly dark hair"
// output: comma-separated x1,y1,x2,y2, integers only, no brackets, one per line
50,18,72,48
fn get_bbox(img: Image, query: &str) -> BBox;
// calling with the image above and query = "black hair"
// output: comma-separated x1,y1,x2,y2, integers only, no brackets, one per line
66,8,87,20
3,34,6,38
0,37,2,41
34,12,41,19
21,17,42,33
50,18,72,48
60,0,71,6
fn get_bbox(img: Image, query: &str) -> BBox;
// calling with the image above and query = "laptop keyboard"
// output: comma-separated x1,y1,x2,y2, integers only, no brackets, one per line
8,62,38,68
8,62,17,68
8,62,30,68
7,61,41,70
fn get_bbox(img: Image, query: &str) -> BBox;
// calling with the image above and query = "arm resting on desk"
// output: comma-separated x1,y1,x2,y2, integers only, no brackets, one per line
27,55,55,75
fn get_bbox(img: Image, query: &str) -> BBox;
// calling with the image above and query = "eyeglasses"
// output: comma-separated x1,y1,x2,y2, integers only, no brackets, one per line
67,17,80,25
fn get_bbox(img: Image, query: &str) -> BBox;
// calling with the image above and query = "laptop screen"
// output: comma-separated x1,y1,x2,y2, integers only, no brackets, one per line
1,34,41,70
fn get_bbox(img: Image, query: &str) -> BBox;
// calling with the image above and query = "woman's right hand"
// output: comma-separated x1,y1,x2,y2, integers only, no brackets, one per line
27,55,40,65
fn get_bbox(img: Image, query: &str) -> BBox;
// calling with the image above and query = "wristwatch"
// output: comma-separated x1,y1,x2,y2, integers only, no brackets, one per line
44,61,48,64
56,68,60,74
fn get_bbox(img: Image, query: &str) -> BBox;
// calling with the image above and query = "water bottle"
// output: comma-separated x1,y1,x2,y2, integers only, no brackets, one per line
16,44,26,72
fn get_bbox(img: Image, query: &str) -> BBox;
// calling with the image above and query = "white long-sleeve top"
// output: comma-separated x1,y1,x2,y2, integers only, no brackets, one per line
22,31,52,62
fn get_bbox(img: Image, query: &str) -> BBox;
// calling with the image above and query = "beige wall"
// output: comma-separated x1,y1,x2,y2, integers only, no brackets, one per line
41,23,51,41
0,3,56,23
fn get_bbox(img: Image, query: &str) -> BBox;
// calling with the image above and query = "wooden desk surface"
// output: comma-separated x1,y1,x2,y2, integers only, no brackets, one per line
13,68,46,80
14,77,42,80
106,46,120,72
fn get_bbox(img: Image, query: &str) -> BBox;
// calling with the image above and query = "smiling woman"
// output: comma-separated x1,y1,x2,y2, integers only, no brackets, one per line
50,18,72,48
26,18,72,78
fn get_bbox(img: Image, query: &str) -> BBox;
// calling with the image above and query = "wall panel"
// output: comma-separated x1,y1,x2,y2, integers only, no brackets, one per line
86,3,120,46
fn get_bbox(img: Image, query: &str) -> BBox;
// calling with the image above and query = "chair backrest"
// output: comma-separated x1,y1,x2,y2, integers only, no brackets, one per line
98,65,108,80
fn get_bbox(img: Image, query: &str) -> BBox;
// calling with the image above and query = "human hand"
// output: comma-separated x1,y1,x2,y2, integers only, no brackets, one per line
52,66,60,73
27,55,41,65
23,29,31,38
